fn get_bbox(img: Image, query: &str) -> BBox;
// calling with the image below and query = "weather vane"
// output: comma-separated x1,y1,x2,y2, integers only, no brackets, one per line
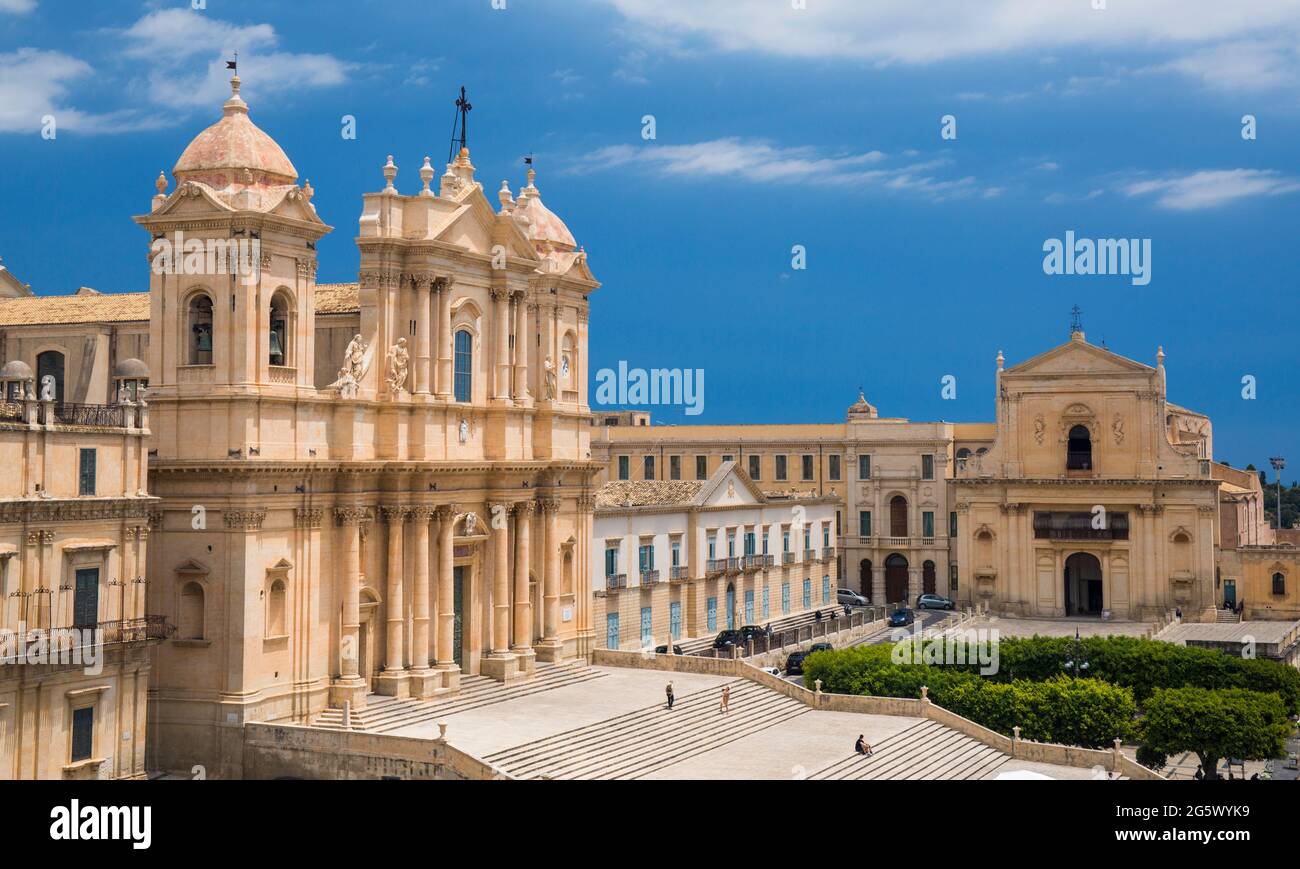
448,86,472,164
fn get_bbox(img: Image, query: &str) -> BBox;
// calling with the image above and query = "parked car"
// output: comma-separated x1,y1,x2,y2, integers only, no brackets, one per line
758,665,782,677
888,608,915,626
916,593,955,610
836,588,870,608
808,642,833,654
712,630,746,649
785,650,810,675
654,644,684,655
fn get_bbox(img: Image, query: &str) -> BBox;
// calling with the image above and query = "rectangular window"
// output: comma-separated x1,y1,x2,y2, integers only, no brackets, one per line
743,531,755,556
950,564,959,590
669,455,681,480
78,448,96,497
828,454,841,481
707,597,718,632
775,455,788,481
923,511,935,538
670,602,682,639
762,586,770,619
71,706,94,762
782,582,790,614
727,531,736,558
801,454,814,481
803,527,811,552
803,578,812,610
858,454,871,479
707,533,717,560
859,511,872,537
823,575,831,603
453,330,473,402
73,567,99,628
670,539,681,567
922,453,935,480
722,454,733,463
643,455,655,480
744,590,755,624
606,613,620,649
605,547,618,577
695,455,708,480
950,511,958,538
617,456,629,480
822,524,830,548
782,529,791,552
761,530,769,555
638,543,654,573
748,455,761,480
640,607,653,648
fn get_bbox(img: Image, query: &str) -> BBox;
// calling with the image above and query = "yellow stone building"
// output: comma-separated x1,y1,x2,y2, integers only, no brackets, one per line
0,75,601,778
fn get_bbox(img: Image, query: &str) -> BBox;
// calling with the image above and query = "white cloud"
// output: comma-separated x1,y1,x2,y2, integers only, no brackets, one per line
1153,40,1300,90
1123,169,1300,210
117,9,350,111
0,0,36,14
0,48,138,134
598,0,1300,89
572,137,993,200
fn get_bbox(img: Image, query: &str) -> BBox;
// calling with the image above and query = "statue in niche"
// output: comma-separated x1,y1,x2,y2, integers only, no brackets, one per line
1033,414,1046,445
459,418,470,444
1112,414,1125,445
543,356,557,400
39,375,55,402
464,512,477,536
329,334,370,399
386,337,409,395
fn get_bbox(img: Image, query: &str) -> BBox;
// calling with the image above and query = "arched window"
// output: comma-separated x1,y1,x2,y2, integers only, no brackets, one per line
955,448,971,461
453,329,473,403
1274,572,1286,596
180,582,205,640
269,291,291,367
889,495,908,537
187,293,214,365
560,332,576,390
267,578,287,636
1067,425,1092,470
36,350,65,404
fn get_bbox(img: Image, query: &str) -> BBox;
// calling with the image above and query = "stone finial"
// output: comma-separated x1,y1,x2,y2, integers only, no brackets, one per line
437,721,448,741
996,350,1004,371
920,685,929,701
382,154,398,194
155,171,168,196
498,179,515,213
420,156,435,197
224,74,248,115
1157,345,1165,366
303,179,314,202
1012,725,1021,741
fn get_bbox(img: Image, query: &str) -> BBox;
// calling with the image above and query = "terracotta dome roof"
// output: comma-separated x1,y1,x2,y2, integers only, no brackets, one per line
513,169,576,251
0,360,32,380
173,76,297,189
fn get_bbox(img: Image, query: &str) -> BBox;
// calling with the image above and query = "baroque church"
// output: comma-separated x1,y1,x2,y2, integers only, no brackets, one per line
2,74,600,778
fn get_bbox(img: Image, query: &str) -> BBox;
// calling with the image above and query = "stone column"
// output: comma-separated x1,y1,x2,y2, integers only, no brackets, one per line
330,506,368,709
435,277,453,400
408,506,435,696
376,506,409,697
132,525,149,621
512,501,534,651
512,291,529,402
413,273,432,395
491,288,510,401
490,503,511,655
536,497,563,661
434,504,460,689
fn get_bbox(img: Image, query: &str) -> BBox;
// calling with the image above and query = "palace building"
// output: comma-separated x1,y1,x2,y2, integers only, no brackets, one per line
0,75,600,778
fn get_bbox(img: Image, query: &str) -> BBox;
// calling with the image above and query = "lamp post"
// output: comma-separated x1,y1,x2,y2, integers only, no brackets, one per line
1269,457,1286,531
1063,627,1091,679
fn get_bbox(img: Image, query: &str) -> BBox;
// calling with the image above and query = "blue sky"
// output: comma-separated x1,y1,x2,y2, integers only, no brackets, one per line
1,0,1297,476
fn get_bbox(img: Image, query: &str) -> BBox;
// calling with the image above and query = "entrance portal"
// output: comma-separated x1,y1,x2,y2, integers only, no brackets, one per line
885,554,908,606
453,565,465,667
1064,552,1103,616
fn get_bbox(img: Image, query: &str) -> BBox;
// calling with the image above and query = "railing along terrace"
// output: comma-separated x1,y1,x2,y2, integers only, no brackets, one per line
53,402,127,427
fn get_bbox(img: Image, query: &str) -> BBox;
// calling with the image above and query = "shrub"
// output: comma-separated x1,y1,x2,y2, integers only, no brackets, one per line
1140,686,1291,779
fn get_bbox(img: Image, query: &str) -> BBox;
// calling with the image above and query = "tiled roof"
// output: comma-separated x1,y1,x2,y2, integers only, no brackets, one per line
595,480,704,509
315,283,360,315
0,284,363,327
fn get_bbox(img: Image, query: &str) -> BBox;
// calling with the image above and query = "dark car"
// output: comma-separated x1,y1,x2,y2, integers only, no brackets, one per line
889,608,915,626
712,630,746,649
785,650,810,675
917,593,955,610
808,642,833,654
654,644,685,655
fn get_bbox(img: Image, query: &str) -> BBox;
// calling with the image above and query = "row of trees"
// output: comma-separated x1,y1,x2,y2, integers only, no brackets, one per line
802,636,1298,778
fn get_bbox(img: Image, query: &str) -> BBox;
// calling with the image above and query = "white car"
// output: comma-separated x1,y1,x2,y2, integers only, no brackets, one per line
758,665,782,676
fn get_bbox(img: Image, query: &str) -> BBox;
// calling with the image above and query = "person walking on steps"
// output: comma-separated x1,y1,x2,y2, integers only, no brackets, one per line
719,684,731,715
665,682,675,710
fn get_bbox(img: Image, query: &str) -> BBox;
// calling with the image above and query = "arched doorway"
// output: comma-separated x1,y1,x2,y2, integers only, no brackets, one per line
885,554,908,605
1064,552,1103,616
922,560,936,595
889,496,908,537
36,350,64,404
1067,425,1092,471
859,558,872,598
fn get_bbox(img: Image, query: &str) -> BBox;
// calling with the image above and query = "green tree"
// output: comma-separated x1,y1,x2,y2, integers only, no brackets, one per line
1140,686,1290,779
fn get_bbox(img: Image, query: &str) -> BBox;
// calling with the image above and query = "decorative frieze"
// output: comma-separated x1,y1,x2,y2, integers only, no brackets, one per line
223,509,267,530
0,500,155,524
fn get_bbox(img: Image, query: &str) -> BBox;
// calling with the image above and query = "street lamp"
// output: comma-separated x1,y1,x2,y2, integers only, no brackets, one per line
1269,457,1286,531
1063,627,1091,678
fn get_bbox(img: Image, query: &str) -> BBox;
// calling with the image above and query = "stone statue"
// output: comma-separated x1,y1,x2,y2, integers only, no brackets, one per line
1112,414,1125,445
386,337,409,395
543,356,557,400
328,334,369,399
39,375,55,402
24,378,35,401
1033,414,1046,445
464,512,477,535
459,418,469,444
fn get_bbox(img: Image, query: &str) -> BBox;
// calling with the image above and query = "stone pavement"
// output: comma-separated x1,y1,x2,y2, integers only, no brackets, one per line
973,615,1153,639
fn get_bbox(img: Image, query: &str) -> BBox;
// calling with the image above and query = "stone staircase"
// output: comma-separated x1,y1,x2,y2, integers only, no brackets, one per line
809,720,1012,780
483,679,809,779
1215,609,1241,624
312,662,605,734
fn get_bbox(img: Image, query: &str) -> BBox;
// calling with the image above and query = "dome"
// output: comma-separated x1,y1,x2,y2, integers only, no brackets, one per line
114,357,150,378
0,360,32,380
513,169,576,251
172,76,297,190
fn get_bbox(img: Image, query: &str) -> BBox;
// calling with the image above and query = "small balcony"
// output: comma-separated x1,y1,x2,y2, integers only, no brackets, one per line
706,558,728,576
53,403,127,427
669,565,689,582
725,557,742,574
639,569,661,585
782,552,795,566
823,547,837,560
606,573,628,591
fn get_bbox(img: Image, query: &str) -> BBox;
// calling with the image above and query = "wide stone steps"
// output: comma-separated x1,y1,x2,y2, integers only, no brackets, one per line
1215,610,1241,624
809,719,1010,781
484,679,809,780
312,663,606,733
